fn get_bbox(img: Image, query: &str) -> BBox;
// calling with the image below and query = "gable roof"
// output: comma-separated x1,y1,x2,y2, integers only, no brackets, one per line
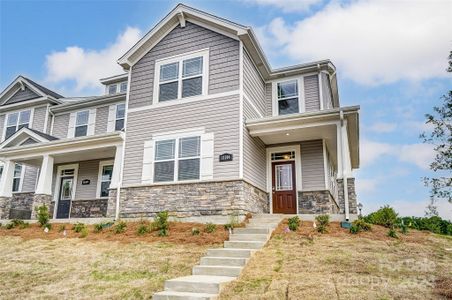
0,127,58,150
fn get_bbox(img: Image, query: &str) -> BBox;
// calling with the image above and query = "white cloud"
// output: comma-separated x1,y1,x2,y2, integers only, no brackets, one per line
399,143,435,170
356,178,378,194
368,122,397,133
243,0,322,12
45,27,142,95
259,0,452,85
360,140,394,167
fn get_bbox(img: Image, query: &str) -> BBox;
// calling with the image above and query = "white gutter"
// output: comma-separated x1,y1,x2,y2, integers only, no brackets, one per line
339,110,350,221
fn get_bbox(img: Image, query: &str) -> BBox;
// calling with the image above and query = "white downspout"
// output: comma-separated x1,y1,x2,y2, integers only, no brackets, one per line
339,110,350,221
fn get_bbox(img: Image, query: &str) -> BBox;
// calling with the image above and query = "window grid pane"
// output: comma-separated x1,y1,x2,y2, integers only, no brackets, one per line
183,57,203,78
278,98,299,115
159,82,178,102
179,136,200,158
120,82,127,93
5,127,16,139
108,85,117,95
19,110,31,124
155,140,175,160
116,104,125,119
154,161,175,182
182,77,202,98
277,80,298,99
7,113,18,126
160,62,179,82
178,158,200,181
115,119,124,131
75,125,88,137
76,111,89,126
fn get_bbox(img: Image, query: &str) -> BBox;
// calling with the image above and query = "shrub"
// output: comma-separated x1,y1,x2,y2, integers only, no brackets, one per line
387,228,398,239
137,223,151,236
58,224,66,233
364,206,398,228
94,222,114,233
399,216,451,235
113,221,127,234
350,224,359,234
80,227,89,238
154,211,169,237
72,223,86,233
315,215,330,234
36,204,50,227
354,219,372,231
44,223,52,230
205,222,217,233
192,227,200,235
6,219,27,229
288,216,301,231
224,211,240,230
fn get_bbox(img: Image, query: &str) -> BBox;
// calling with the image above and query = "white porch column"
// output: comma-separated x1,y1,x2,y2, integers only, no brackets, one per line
35,155,54,195
110,144,123,189
0,160,15,198
338,111,351,221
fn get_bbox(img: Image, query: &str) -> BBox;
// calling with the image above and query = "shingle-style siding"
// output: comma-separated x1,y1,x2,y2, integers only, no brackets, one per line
300,140,325,190
128,21,239,109
22,165,38,192
243,99,267,191
243,50,266,116
32,106,47,132
265,83,272,116
123,94,240,186
304,75,320,112
52,113,69,138
4,87,40,105
321,73,333,109
95,106,109,135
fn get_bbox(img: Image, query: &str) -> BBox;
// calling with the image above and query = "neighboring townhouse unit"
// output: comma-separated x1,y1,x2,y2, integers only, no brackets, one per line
0,4,360,222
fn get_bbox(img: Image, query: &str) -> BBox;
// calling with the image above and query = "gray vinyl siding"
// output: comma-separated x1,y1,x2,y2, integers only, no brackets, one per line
129,21,239,109
265,83,272,117
243,50,266,116
21,165,38,192
52,113,69,138
321,73,333,109
304,75,320,112
300,140,325,190
32,106,47,132
4,87,40,105
75,159,113,200
95,106,109,135
243,99,267,191
0,114,4,141
123,94,240,185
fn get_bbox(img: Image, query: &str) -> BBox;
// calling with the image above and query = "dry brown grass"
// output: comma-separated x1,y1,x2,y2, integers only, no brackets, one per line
219,220,452,300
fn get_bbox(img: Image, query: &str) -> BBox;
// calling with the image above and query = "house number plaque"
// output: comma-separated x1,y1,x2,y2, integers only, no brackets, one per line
219,153,233,162
82,179,90,185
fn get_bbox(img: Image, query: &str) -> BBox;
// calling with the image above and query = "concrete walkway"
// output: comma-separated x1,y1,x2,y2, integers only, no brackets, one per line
153,214,284,300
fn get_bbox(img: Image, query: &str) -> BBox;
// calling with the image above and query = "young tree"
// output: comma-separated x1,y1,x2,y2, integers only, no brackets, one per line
421,51,452,215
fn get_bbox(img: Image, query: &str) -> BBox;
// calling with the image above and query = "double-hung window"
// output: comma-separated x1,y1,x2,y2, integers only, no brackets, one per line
120,82,128,93
115,104,125,131
75,110,89,137
12,163,22,192
156,50,208,103
5,110,31,139
98,162,113,198
154,136,201,182
277,80,299,115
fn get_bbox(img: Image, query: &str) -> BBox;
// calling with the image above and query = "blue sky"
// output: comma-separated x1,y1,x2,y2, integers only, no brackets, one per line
1,0,451,219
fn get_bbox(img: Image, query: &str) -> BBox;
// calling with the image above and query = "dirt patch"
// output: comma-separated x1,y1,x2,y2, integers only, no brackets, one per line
435,276,452,299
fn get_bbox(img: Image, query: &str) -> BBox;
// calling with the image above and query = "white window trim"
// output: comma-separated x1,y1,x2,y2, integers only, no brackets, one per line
12,163,24,193
153,48,209,104
114,103,125,131
53,163,79,219
2,108,34,142
96,160,114,199
75,110,89,136
106,81,128,95
107,102,125,132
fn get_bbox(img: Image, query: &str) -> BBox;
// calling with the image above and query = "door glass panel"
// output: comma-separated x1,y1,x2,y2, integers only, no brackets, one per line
275,164,293,191
60,178,73,200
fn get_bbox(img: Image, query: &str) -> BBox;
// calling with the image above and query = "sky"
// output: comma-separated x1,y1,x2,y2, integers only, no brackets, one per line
1,0,451,219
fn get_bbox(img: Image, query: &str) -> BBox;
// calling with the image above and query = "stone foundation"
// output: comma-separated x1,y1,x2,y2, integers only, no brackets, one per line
116,180,269,218
31,194,53,219
10,192,34,219
337,178,358,215
70,199,108,218
0,196,12,219
298,190,340,214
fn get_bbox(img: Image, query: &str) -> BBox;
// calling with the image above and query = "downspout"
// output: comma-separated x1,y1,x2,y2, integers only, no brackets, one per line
339,110,350,221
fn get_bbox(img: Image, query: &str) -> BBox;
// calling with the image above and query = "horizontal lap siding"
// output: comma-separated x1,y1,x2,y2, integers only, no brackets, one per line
95,106,109,135
52,113,69,138
304,75,320,112
265,83,272,117
301,140,325,190
243,100,267,191
243,50,266,116
129,22,239,109
5,87,39,105
22,165,38,192
123,94,240,185
32,106,47,132
75,159,107,200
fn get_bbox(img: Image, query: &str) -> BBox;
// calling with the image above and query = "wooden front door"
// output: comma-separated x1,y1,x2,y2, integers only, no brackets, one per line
272,161,297,214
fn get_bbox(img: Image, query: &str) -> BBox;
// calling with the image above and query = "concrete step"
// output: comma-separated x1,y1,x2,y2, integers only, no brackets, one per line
247,220,280,226
153,291,218,300
224,240,265,249
233,227,271,234
193,265,243,277
201,256,247,266
229,233,269,242
246,224,279,229
164,275,235,294
206,248,253,258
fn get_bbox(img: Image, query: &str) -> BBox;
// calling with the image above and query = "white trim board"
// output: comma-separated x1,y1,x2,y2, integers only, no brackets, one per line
96,160,114,199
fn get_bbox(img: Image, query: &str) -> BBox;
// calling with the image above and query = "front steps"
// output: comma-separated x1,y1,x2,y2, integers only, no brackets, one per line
153,214,283,300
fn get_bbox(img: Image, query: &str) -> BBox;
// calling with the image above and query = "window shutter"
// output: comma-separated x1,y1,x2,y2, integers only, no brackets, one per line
141,140,154,184
87,109,96,136
67,112,76,138
200,133,214,180
107,105,116,132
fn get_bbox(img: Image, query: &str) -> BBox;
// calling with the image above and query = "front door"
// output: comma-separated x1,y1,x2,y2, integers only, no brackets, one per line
272,161,297,214
57,176,73,219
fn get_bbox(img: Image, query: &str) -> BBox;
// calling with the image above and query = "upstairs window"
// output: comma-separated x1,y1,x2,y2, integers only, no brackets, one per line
155,49,208,103
115,103,125,131
120,82,128,93
12,163,22,192
107,81,127,95
277,80,299,115
108,84,117,95
75,110,89,137
5,110,31,139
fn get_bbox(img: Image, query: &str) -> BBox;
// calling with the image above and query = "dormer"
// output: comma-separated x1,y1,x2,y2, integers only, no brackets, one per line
99,73,128,96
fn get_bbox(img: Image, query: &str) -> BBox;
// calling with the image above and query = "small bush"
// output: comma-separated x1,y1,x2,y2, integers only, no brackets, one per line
57,225,66,233
350,224,359,234
44,223,52,230
154,211,169,237
94,222,114,233
113,221,127,234
6,219,27,229
226,211,240,229
387,228,398,239
288,216,301,231
19,222,29,229
80,227,89,238
224,223,234,231
354,219,372,231
191,227,200,235
36,204,50,227
364,206,398,228
137,223,151,236
205,222,217,233
72,223,86,233
5,223,14,229
315,215,330,234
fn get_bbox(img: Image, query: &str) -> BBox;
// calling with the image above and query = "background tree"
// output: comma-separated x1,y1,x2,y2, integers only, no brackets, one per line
421,51,452,215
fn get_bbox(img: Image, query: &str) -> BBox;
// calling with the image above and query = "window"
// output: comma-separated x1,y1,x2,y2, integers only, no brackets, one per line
120,82,128,93
108,84,117,95
5,110,31,139
277,80,299,115
155,50,208,103
12,164,22,192
115,103,125,131
75,110,89,137
271,151,295,161
99,164,113,198
154,136,201,182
